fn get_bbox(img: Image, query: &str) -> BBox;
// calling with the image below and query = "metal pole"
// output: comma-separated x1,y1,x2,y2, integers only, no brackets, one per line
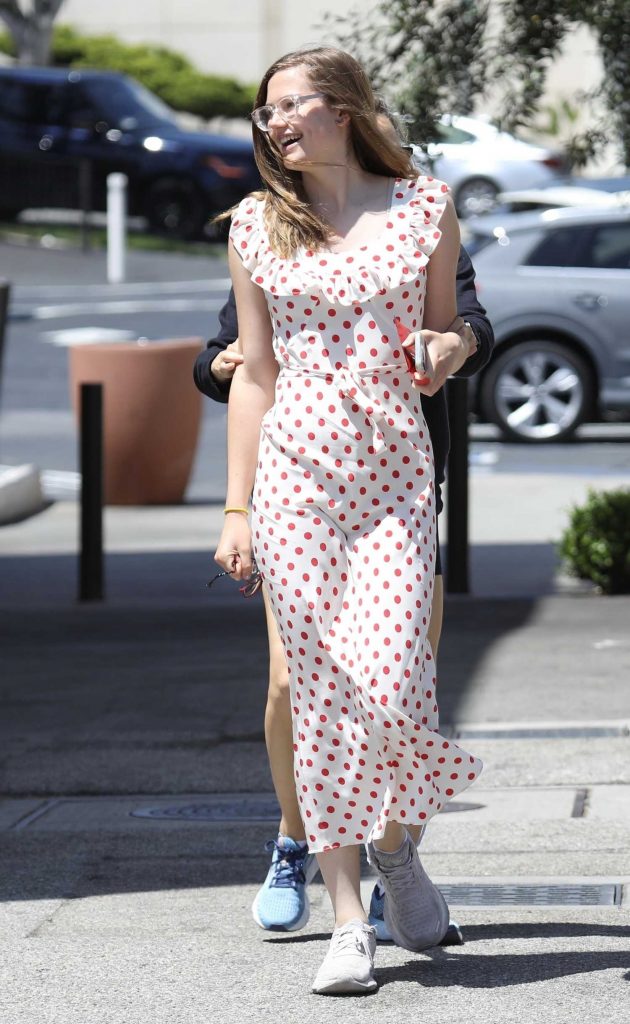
0,280,9,415
446,377,470,594
79,383,104,602
106,172,127,284
79,159,92,254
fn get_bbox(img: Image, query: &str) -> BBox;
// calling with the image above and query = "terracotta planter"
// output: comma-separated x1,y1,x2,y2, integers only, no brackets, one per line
69,338,203,505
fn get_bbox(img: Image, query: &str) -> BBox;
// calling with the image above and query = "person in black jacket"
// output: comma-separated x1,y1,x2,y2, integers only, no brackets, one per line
195,251,493,936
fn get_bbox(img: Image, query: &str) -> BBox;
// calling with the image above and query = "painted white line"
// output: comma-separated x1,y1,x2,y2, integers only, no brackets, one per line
15,278,231,299
41,470,80,487
32,298,226,319
470,450,499,466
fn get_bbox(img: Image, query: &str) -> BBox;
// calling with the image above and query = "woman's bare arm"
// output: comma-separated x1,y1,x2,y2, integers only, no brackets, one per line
214,240,278,578
418,196,470,395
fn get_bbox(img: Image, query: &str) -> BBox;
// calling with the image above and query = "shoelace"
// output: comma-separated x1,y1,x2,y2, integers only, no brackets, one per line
264,839,308,889
379,846,416,895
330,925,372,960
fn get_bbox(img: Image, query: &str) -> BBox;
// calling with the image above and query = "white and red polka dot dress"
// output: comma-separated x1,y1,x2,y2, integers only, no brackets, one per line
230,177,482,854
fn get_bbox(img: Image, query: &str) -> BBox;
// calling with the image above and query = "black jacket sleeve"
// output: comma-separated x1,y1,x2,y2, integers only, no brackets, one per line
192,287,238,403
454,246,494,378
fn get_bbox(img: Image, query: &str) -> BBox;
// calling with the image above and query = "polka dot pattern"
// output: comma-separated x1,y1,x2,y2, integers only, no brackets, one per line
230,177,482,854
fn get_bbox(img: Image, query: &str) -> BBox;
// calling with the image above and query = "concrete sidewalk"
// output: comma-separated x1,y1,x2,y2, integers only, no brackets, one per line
1,473,630,1023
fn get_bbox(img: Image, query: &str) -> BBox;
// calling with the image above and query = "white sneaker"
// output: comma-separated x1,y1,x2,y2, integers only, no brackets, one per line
312,918,378,995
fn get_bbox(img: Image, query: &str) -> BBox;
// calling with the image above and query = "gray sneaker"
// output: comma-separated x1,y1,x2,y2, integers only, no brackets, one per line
312,919,378,995
367,833,449,952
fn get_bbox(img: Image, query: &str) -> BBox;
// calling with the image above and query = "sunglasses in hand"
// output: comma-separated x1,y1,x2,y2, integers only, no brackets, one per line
207,558,263,598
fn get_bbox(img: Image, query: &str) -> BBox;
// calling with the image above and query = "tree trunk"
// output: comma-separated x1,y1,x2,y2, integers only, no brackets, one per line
0,1,65,66
17,14,54,65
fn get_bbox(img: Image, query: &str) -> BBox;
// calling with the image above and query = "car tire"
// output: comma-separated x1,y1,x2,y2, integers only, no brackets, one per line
455,177,499,217
480,340,595,443
144,179,207,240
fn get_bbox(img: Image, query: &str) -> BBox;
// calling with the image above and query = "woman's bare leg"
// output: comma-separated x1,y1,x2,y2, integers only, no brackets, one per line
316,845,365,927
262,588,306,840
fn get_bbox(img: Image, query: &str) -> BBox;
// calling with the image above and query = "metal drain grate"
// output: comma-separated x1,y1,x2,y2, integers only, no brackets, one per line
437,883,621,907
454,724,629,740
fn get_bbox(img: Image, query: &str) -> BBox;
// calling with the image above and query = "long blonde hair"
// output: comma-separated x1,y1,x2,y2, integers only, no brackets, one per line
250,47,416,258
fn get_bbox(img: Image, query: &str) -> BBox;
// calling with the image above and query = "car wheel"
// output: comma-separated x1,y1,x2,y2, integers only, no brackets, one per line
145,179,207,240
480,340,595,443
455,177,499,217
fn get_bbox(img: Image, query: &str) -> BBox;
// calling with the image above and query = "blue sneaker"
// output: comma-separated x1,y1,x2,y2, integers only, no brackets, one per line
368,883,464,946
252,836,320,931
367,883,390,941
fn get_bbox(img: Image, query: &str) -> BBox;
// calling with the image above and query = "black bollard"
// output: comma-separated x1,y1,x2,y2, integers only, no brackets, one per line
446,377,470,594
79,383,104,601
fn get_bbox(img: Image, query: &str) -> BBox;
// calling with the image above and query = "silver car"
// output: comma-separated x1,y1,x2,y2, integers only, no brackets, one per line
424,115,565,216
466,206,630,442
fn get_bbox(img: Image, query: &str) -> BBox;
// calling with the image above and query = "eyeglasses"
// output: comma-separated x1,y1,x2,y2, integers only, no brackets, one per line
206,560,263,598
251,93,325,133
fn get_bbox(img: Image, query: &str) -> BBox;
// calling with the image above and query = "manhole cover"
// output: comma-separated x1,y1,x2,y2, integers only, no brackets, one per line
437,883,621,907
131,798,281,821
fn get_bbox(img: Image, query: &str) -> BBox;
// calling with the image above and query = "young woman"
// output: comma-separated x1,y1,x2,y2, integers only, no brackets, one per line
214,46,482,995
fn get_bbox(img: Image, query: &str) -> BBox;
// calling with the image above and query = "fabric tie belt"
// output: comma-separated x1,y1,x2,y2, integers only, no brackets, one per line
280,363,408,453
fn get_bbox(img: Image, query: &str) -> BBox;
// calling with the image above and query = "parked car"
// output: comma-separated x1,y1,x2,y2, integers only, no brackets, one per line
0,66,260,238
496,181,630,213
415,115,566,217
465,206,630,442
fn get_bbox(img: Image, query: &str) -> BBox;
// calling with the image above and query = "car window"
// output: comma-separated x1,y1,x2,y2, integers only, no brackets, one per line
82,77,175,129
525,226,591,267
62,84,100,129
578,223,630,269
464,233,496,257
433,124,476,145
0,80,55,124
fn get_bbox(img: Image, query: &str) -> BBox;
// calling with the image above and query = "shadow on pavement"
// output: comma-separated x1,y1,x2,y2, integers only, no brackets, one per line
378,948,630,988
0,543,550,903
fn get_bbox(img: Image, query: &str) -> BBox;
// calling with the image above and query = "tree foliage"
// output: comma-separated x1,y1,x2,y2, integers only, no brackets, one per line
323,0,490,143
324,0,630,167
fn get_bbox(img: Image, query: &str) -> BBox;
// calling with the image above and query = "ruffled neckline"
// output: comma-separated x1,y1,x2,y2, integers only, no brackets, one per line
230,176,449,307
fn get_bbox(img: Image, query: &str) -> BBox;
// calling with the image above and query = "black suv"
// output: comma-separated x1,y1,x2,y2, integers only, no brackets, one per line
0,66,260,238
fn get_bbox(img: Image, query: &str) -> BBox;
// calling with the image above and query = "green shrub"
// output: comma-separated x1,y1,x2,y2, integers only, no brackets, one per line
559,488,630,594
0,30,15,56
49,24,87,65
60,32,256,119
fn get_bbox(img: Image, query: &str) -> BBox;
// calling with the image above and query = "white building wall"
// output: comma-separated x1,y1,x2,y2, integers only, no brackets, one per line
59,0,359,80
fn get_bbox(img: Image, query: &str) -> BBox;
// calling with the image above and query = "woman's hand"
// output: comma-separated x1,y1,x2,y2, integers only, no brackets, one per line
215,512,254,580
406,319,477,396
211,341,244,383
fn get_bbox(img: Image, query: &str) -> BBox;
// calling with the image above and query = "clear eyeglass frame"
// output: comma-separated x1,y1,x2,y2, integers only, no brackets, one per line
251,93,325,133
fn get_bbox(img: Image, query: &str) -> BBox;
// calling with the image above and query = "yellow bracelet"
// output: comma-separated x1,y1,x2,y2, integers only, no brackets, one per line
224,506,249,516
